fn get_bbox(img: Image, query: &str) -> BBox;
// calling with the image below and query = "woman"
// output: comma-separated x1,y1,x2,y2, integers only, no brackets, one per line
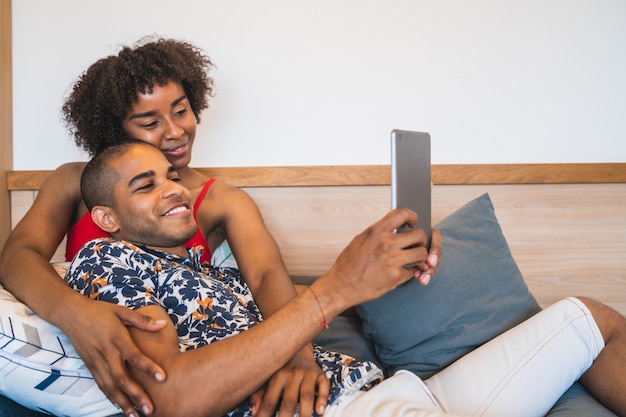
0,37,443,417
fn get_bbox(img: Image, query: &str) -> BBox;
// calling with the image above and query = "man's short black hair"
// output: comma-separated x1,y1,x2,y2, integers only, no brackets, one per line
81,139,152,211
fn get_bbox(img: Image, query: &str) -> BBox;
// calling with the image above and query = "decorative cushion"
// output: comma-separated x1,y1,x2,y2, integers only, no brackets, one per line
0,280,117,416
210,240,239,269
312,316,380,367
356,193,542,378
0,242,235,416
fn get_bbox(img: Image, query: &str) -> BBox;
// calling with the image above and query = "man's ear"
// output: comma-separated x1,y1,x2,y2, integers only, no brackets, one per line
91,206,121,234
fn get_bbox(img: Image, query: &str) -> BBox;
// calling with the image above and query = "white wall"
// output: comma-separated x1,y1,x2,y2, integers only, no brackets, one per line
12,0,626,169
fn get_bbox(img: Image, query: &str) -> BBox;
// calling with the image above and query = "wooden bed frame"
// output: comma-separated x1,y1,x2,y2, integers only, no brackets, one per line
7,163,626,315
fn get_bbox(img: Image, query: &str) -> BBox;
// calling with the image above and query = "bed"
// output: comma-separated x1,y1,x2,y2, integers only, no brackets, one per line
2,164,626,416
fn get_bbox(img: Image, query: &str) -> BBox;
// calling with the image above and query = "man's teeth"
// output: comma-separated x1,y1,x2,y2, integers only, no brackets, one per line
165,206,188,216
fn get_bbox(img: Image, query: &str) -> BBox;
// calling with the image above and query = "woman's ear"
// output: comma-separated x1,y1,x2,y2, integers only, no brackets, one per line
91,206,121,234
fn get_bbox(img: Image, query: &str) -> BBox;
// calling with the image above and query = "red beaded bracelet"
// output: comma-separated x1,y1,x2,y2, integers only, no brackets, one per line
308,287,329,329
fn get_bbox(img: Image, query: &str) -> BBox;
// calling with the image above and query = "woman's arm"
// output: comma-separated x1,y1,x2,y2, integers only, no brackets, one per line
126,291,330,417
198,180,297,316
197,180,332,415
1,163,84,314
0,163,166,417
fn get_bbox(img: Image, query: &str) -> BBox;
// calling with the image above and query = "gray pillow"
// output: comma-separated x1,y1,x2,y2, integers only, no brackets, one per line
356,193,541,378
313,316,381,366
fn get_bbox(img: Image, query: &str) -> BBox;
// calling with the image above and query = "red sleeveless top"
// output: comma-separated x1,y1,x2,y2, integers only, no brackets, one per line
65,178,216,264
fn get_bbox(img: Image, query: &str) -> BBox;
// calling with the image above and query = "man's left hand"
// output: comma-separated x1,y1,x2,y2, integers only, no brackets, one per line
250,349,329,417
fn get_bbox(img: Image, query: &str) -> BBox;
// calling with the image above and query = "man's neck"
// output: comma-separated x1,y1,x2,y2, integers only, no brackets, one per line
145,244,189,258
111,233,190,259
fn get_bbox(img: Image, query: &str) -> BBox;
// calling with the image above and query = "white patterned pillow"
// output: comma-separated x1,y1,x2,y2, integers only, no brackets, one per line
211,240,239,269
0,264,118,416
0,243,238,416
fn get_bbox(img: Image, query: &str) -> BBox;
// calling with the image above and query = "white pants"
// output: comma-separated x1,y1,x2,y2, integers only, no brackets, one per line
325,297,605,417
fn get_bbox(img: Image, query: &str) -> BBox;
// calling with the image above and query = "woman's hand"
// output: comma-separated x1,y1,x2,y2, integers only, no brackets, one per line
60,297,167,417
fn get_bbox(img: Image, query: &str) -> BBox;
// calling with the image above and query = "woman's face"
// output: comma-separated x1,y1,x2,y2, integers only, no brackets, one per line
122,81,197,170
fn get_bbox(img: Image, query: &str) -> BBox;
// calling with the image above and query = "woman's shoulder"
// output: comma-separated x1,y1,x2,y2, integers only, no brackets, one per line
36,162,86,207
52,161,87,176
197,179,257,216
192,178,255,226
42,162,87,187
202,178,246,198
186,177,243,206
41,162,86,186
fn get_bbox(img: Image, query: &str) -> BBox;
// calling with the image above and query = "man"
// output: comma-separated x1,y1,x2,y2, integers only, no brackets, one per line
67,140,626,417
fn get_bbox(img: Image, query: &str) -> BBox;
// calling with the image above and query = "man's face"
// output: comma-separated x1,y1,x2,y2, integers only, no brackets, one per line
107,144,198,253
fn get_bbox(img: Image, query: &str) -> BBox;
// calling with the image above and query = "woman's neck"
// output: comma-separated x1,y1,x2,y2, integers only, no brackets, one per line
178,166,209,190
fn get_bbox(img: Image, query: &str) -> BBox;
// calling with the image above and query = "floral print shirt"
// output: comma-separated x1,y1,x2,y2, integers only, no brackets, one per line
66,238,383,417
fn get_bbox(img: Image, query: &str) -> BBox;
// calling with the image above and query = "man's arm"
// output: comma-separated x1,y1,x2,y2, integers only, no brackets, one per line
97,207,430,417
200,181,327,416
199,181,297,314
126,291,330,417
198,182,441,416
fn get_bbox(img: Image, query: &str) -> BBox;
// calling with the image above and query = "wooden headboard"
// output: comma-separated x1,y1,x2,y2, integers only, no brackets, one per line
7,163,626,315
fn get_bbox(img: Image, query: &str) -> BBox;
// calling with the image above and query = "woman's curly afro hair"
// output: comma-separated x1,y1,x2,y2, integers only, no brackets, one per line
62,37,214,156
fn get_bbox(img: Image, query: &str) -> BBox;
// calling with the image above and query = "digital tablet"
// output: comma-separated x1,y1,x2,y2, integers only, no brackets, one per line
390,129,432,248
